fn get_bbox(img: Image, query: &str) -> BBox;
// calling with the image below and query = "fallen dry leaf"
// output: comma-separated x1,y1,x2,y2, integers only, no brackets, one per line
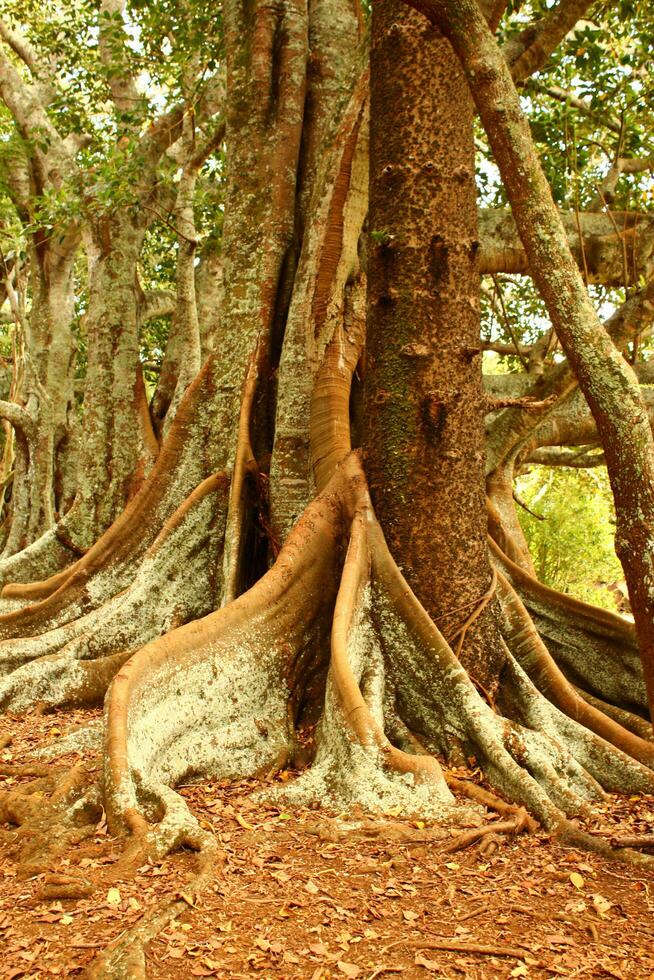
106,887,121,906
415,952,440,971
337,961,360,978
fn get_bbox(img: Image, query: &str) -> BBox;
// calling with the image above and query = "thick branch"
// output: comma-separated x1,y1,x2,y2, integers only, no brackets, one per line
0,400,34,438
502,0,595,83
525,446,605,467
0,44,69,187
479,208,654,286
0,20,40,77
99,0,143,120
140,289,176,322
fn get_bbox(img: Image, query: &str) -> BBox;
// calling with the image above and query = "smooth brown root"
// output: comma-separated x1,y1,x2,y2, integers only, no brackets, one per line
491,536,649,718
37,873,95,901
274,501,461,816
444,775,538,833
494,559,654,766
575,687,654,743
610,833,654,851
442,814,530,854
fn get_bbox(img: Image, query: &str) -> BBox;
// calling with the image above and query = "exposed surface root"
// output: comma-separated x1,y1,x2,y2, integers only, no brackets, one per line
493,537,649,718
276,508,462,818
101,471,345,837
86,798,222,980
1,454,652,958
40,454,647,879
367,511,654,852
0,361,230,635
34,719,103,758
0,760,101,875
576,687,654,743
0,472,229,712
0,528,79,598
495,560,654,765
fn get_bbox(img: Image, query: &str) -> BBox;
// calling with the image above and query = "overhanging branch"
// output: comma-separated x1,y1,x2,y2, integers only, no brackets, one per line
501,0,596,83
0,400,34,439
479,208,654,286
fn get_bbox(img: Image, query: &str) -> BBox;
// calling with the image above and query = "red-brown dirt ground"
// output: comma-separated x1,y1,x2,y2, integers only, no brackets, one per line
1,709,654,979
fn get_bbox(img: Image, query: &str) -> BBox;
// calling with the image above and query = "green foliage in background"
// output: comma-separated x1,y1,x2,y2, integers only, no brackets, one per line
516,466,626,613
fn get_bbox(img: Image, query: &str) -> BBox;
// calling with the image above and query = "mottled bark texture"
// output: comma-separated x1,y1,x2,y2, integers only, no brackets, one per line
364,1,503,687
0,234,78,558
403,0,654,722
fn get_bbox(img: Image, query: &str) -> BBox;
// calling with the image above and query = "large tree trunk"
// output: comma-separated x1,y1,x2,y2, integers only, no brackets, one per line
364,1,503,688
408,0,654,722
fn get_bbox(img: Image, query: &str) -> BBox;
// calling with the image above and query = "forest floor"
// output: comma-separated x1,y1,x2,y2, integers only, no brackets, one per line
1,710,654,980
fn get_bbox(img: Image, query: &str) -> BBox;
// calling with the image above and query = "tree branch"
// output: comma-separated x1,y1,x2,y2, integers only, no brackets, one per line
527,81,622,134
140,289,177,322
0,19,40,76
479,0,510,32
479,208,654,286
525,446,605,467
589,157,654,212
0,400,34,438
0,42,70,189
99,0,143,121
501,0,596,83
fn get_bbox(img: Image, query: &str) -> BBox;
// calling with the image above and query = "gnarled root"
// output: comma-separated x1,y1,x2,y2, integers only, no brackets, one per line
275,507,462,817
102,468,346,836
0,761,101,876
86,829,221,980
0,528,81,605
92,453,654,870
3,451,654,980
369,510,654,859
0,361,230,639
495,560,654,765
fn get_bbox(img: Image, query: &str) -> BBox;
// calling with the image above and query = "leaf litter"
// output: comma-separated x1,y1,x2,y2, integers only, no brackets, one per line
1,708,654,977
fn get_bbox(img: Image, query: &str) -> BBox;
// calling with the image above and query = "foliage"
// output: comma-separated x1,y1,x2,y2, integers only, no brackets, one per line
516,465,626,613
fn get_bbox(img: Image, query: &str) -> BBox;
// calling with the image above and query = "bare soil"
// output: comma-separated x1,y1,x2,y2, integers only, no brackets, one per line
1,709,654,980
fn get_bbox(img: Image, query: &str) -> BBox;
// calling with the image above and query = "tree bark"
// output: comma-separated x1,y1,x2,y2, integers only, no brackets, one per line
407,0,654,720
58,215,158,550
2,236,78,556
365,0,503,688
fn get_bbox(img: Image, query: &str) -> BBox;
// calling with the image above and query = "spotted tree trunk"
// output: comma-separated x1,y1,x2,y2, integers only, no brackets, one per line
365,2,503,690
